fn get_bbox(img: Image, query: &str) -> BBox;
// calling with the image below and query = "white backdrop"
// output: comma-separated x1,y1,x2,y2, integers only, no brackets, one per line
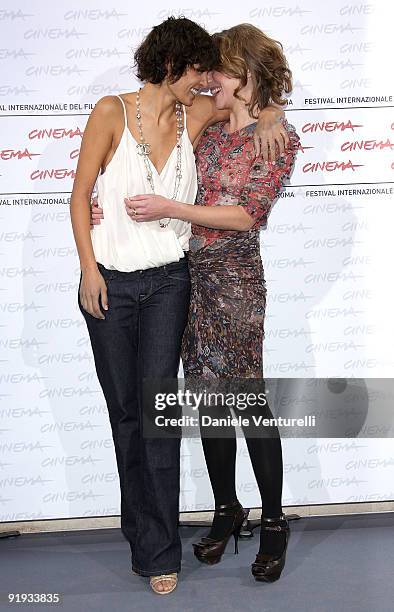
1,0,393,522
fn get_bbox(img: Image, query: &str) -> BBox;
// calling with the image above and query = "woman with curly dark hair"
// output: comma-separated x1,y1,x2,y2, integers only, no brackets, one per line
123,23,300,583
71,16,287,595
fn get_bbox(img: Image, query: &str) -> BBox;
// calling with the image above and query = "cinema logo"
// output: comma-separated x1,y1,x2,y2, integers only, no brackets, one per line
249,6,311,18
305,307,363,320
264,256,314,269
25,65,88,77
304,237,359,248
297,142,314,153
28,127,83,140
300,23,363,35
33,247,77,259
63,9,127,20
67,83,121,96
301,59,363,71
80,438,113,450
0,148,40,160
284,462,315,473
66,48,126,60
307,441,367,453
341,139,394,151
117,27,151,39
340,42,374,54
302,120,363,133
0,265,42,278
303,160,363,173
24,28,87,40
265,327,313,339
264,361,314,374
347,493,394,502
158,8,220,19
267,290,313,303
266,222,312,234
83,508,121,517
340,78,372,89
41,455,102,467
0,231,42,242
0,48,35,59
305,341,364,353
36,318,85,330
339,4,374,16
304,271,364,285
0,85,37,96
308,476,367,488
283,44,311,55
0,9,33,20
30,169,76,181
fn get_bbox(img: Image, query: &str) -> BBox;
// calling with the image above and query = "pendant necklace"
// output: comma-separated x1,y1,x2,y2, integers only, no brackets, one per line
135,88,184,228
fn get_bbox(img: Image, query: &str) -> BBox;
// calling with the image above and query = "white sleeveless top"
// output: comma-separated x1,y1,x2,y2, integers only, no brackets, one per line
90,94,197,271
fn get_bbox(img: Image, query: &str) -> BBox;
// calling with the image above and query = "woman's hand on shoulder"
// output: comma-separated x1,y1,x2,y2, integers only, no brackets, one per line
254,105,290,162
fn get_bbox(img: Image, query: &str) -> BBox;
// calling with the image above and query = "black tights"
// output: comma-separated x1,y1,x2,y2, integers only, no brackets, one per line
198,392,286,556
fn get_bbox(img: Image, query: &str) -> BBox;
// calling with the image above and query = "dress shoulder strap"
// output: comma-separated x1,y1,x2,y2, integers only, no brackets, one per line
115,94,128,129
114,95,129,188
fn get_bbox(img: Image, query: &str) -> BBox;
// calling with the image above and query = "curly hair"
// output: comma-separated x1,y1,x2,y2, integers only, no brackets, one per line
212,24,292,117
134,16,219,84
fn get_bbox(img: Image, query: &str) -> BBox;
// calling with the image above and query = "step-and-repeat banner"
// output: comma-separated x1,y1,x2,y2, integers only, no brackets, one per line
1,1,393,522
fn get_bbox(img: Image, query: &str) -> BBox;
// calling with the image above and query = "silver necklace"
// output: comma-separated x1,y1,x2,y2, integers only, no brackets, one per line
135,88,184,228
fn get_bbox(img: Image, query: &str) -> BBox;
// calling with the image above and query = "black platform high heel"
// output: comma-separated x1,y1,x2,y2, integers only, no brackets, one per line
251,514,290,582
192,501,249,565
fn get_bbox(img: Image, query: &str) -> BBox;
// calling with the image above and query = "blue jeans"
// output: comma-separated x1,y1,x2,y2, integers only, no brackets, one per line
77,256,191,576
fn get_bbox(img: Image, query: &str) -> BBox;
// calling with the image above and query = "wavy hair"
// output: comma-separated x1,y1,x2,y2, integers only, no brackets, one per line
212,24,292,117
134,16,219,84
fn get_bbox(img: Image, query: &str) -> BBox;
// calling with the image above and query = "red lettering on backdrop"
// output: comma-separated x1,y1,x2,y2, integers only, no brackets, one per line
302,120,363,133
30,169,76,180
70,149,79,159
297,143,314,153
302,160,364,172
341,139,394,152
1,148,40,160
28,127,83,140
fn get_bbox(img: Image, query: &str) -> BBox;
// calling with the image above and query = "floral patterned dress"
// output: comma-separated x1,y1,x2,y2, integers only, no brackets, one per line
181,118,300,379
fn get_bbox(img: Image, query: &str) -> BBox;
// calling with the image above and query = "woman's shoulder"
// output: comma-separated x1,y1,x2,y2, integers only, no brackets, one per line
196,122,226,148
89,95,127,121
202,121,226,135
93,92,140,115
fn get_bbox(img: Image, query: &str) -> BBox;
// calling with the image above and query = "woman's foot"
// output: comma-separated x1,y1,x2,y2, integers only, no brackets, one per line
193,500,249,564
258,515,289,558
251,514,290,582
206,499,245,541
150,573,178,595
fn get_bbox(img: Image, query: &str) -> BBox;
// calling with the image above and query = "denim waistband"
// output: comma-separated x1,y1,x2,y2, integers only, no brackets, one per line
96,254,189,279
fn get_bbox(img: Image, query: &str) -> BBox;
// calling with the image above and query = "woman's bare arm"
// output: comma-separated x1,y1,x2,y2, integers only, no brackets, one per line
70,96,116,272
167,200,254,231
70,95,120,318
126,194,254,231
